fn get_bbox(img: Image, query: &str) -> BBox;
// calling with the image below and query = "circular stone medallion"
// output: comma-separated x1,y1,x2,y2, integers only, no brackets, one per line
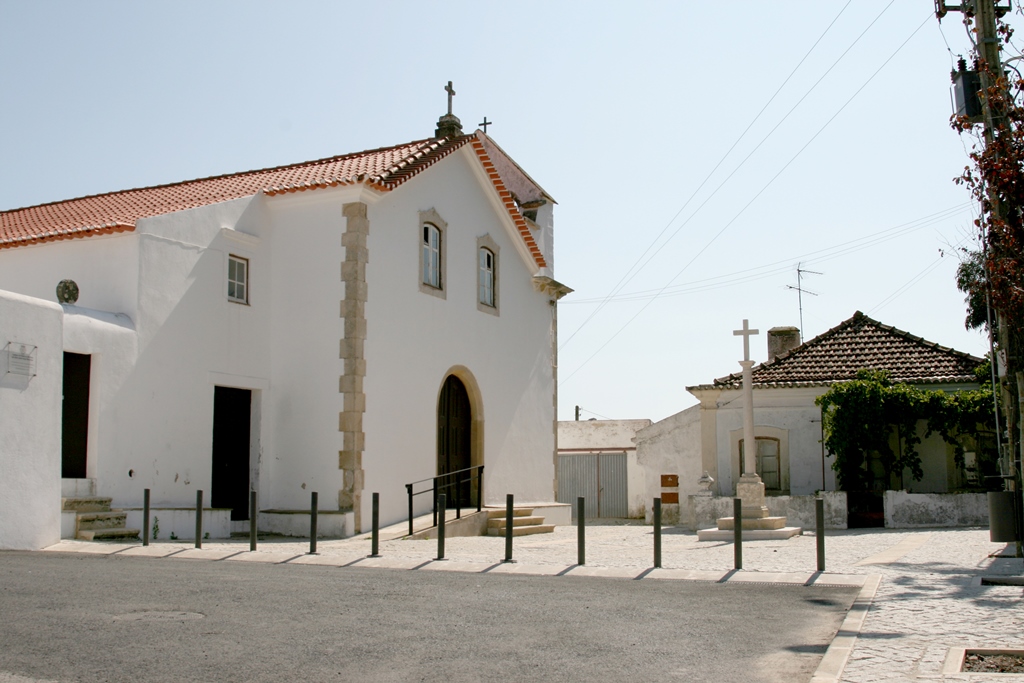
55,279,79,304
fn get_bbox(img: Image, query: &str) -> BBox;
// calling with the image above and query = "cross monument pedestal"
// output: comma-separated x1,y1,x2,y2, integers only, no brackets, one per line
697,319,801,541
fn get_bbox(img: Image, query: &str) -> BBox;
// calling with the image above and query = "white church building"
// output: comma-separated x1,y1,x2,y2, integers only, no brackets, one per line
0,108,571,549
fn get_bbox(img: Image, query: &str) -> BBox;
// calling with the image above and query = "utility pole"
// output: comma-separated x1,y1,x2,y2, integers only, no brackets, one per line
575,405,580,421
937,0,1022,556
785,263,820,342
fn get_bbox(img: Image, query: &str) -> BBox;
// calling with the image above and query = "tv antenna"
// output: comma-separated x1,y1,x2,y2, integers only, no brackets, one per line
785,263,821,341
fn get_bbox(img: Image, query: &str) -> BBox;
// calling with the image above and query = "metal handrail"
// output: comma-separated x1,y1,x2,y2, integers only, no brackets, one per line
405,464,484,536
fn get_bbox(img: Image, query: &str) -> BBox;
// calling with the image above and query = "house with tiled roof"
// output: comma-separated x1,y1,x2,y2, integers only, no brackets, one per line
634,312,986,528
0,104,571,549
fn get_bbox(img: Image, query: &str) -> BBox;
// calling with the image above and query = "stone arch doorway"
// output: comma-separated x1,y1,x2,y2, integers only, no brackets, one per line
437,369,483,507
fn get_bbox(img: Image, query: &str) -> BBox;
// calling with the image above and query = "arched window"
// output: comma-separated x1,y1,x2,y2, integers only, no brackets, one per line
479,247,495,306
422,223,441,289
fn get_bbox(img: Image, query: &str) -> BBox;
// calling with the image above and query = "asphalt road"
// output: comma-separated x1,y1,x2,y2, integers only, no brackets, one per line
0,551,857,683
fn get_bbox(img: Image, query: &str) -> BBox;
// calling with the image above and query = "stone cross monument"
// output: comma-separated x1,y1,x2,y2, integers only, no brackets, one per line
733,319,769,519
696,319,801,540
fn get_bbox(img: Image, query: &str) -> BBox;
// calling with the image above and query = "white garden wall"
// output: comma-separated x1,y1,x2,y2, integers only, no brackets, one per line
883,490,988,528
0,291,63,549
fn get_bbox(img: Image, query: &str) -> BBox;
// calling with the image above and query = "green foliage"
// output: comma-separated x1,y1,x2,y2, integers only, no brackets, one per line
816,370,995,491
955,247,992,332
952,15,1024,362
152,516,160,540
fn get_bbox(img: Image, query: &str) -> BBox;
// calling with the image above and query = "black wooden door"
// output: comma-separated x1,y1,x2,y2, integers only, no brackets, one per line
437,375,472,507
61,352,91,479
211,387,252,521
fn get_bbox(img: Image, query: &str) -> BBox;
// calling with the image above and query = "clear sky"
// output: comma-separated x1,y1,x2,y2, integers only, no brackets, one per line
0,2,1000,422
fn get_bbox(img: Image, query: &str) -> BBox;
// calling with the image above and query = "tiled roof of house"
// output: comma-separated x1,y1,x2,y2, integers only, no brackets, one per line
0,132,549,268
690,311,984,390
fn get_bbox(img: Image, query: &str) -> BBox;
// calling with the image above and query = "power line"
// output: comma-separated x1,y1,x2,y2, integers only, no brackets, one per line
560,12,933,386
868,244,963,315
560,203,970,305
557,0,856,351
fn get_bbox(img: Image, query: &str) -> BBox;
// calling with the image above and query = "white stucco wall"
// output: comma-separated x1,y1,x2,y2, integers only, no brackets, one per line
0,141,560,538
691,384,970,498
696,386,835,497
262,187,352,513
362,147,558,527
558,419,652,450
883,491,988,527
635,406,702,524
0,234,139,317
85,197,273,510
0,291,63,549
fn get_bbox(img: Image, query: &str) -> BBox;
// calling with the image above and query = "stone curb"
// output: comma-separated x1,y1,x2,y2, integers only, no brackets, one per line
810,574,881,683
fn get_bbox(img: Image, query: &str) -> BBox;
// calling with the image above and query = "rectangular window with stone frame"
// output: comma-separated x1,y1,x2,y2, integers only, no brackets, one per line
228,255,248,304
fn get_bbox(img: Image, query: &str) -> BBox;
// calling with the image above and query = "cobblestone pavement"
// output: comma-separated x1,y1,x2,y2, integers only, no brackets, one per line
42,523,1024,682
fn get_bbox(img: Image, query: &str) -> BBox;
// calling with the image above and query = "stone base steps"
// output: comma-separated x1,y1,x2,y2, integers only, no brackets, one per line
696,526,802,541
715,516,789,531
484,508,554,537
63,496,139,542
487,524,556,537
78,511,127,530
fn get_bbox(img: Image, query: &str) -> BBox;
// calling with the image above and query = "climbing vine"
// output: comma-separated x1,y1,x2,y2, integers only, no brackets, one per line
816,369,996,491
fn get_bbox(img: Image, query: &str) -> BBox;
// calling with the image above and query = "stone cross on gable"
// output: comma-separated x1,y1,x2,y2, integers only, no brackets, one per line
479,116,492,133
733,319,759,362
445,81,456,115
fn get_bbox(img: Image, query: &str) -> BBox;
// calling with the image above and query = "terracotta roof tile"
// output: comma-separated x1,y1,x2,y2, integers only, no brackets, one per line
690,311,983,390
467,136,547,269
0,136,477,250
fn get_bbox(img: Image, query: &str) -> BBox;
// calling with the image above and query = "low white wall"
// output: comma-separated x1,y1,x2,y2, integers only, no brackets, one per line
259,510,354,538
687,492,848,531
123,508,232,541
0,291,63,550
636,406,701,524
883,491,989,528
526,502,572,526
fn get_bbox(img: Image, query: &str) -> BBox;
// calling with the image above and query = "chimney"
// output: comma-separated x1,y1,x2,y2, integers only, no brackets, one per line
767,326,801,362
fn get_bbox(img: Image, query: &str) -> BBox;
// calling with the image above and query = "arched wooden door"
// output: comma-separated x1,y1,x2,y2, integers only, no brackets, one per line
437,374,473,507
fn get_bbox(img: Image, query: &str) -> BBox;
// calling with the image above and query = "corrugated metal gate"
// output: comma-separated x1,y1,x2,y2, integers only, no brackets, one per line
557,452,628,519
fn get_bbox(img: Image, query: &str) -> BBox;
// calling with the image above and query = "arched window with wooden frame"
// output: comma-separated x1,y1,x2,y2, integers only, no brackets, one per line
476,233,500,316
479,247,494,306
422,223,441,289
418,209,447,299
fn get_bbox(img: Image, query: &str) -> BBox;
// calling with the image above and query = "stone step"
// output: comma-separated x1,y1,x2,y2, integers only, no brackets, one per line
77,528,140,541
77,512,128,530
486,508,533,519
487,524,555,537
715,516,788,531
487,516,546,529
62,497,112,513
